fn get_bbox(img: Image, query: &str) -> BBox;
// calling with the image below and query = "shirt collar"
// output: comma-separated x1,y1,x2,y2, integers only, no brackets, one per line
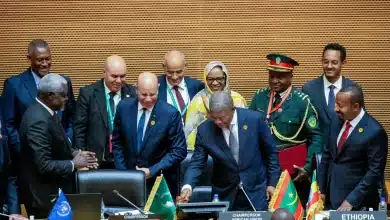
276,86,290,98
166,77,186,90
230,109,238,127
35,98,55,116
137,102,154,112
347,108,365,128
104,80,121,97
323,74,343,90
30,70,41,87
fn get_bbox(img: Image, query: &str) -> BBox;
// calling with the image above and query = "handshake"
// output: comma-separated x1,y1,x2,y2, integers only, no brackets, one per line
71,150,99,171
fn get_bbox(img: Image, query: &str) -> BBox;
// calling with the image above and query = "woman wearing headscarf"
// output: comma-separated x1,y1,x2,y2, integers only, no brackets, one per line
184,61,247,150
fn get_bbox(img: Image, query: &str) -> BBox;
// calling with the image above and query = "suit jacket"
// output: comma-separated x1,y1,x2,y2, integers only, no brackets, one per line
2,68,76,151
73,79,136,162
318,113,388,210
302,75,357,148
112,98,187,196
183,108,281,210
19,102,76,210
157,75,204,102
0,95,10,173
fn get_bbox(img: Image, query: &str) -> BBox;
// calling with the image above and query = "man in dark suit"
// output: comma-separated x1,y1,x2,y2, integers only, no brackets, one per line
302,43,357,151
0,95,10,213
19,74,97,218
157,50,204,119
319,85,387,211
112,72,187,197
73,55,136,169
2,39,75,214
178,91,280,211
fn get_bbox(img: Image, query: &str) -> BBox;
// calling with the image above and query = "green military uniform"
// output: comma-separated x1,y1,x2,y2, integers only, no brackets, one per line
249,87,323,172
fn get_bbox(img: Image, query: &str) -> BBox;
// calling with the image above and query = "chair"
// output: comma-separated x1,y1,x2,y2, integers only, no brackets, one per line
180,151,214,202
75,169,146,213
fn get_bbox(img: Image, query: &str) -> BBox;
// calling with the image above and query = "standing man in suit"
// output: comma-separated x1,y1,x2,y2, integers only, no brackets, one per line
0,95,10,214
177,91,280,211
319,85,387,211
73,55,136,169
302,43,357,151
19,74,97,218
1,39,76,214
158,50,204,121
112,72,187,197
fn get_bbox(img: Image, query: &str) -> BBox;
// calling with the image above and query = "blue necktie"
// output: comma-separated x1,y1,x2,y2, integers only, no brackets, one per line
328,85,336,112
137,109,146,152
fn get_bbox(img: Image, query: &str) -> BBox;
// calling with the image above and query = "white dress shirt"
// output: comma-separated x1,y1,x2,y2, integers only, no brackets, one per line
323,75,343,105
104,81,121,115
166,78,190,112
137,102,154,140
337,109,365,145
182,110,239,192
36,98,74,171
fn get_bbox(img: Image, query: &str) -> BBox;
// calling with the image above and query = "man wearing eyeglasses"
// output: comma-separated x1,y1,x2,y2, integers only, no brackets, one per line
157,50,204,121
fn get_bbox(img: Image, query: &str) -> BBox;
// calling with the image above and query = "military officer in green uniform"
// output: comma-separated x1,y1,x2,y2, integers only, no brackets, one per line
249,53,323,205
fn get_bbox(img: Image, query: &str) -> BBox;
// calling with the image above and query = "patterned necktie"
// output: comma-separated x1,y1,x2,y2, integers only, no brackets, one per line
338,121,352,151
229,125,239,163
108,92,116,132
137,108,146,152
273,93,282,107
328,85,336,112
173,86,185,112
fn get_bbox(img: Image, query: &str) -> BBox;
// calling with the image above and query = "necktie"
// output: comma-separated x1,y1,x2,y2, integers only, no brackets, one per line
229,125,239,163
328,85,336,112
108,92,116,132
173,86,185,112
338,121,352,151
273,93,282,107
137,108,146,153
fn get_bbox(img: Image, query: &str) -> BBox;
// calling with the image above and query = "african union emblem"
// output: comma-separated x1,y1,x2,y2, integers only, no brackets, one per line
57,201,71,217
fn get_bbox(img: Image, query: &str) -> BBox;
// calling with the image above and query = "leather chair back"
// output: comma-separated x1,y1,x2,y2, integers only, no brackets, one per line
180,151,214,187
75,169,146,207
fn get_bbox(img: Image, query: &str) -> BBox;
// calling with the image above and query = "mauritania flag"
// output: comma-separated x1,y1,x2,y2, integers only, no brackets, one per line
306,170,324,220
268,170,304,220
48,189,73,220
144,175,176,220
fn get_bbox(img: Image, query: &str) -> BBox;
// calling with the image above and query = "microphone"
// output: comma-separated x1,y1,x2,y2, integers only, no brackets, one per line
112,190,147,215
238,182,256,211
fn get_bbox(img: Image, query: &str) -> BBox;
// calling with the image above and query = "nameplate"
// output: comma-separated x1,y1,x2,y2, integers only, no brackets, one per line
219,211,273,220
109,214,163,220
330,211,386,220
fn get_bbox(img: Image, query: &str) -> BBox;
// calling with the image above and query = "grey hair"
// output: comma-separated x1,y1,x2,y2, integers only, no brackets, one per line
209,91,234,112
38,73,67,93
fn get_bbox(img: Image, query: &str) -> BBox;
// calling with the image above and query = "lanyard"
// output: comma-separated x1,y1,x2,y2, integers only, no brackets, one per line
266,86,292,122
106,93,115,131
167,86,189,116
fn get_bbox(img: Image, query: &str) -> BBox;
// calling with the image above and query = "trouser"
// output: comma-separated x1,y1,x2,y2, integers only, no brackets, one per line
231,190,253,211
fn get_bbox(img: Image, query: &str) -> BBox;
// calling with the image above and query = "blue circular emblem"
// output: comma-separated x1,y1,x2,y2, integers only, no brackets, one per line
57,201,71,216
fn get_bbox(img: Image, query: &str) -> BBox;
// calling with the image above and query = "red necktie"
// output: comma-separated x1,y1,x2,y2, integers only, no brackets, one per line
338,121,352,151
173,86,185,112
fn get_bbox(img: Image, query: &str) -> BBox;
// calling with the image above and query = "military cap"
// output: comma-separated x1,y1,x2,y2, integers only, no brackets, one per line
266,53,299,73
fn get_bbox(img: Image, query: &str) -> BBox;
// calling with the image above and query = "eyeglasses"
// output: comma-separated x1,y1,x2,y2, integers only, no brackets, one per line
206,77,225,83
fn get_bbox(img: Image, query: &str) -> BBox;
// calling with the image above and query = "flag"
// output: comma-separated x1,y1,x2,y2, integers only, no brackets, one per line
48,189,73,220
144,175,176,220
306,170,324,220
268,170,304,220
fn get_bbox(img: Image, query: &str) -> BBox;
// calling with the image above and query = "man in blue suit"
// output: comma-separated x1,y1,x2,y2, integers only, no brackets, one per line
178,91,280,211
158,50,204,120
319,85,387,211
1,39,76,214
1,95,10,212
112,72,187,197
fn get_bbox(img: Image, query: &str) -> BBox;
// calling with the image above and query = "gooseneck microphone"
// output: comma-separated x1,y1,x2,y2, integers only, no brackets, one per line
238,182,257,211
112,189,147,215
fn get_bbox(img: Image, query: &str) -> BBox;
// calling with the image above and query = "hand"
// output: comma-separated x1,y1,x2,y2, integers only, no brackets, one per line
266,186,275,201
337,200,353,211
176,188,192,203
292,165,310,182
136,166,151,179
72,151,97,169
320,194,326,203
9,214,28,220
77,167,89,171
80,150,99,169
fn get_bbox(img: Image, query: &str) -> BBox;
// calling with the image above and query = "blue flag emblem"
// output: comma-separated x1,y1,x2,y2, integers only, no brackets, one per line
49,190,73,220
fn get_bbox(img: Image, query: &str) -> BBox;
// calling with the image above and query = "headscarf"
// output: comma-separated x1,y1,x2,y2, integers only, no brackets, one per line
203,61,230,94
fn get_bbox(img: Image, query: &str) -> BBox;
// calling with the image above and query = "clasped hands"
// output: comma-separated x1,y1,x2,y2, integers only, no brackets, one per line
72,150,99,171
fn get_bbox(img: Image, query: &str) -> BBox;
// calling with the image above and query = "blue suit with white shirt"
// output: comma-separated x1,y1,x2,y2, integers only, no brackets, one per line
157,75,204,104
183,108,280,210
112,98,187,197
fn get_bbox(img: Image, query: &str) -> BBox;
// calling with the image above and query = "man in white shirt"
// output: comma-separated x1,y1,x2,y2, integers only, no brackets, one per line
319,85,387,211
177,91,280,211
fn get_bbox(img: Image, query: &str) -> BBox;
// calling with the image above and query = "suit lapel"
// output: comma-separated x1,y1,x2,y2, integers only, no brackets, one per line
94,80,108,128
331,118,343,157
317,76,332,121
121,84,133,99
158,76,168,102
237,109,249,167
185,77,195,100
22,69,38,99
337,113,368,157
139,104,158,153
214,124,237,165
271,93,293,121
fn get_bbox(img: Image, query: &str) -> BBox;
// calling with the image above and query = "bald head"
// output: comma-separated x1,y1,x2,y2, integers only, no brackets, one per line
104,55,127,92
136,72,158,109
271,209,295,220
163,50,187,86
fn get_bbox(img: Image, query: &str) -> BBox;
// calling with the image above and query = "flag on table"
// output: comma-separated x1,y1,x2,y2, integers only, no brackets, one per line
268,170,304,220
144,175,176,220
306,170,324,220
48,189,73,220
